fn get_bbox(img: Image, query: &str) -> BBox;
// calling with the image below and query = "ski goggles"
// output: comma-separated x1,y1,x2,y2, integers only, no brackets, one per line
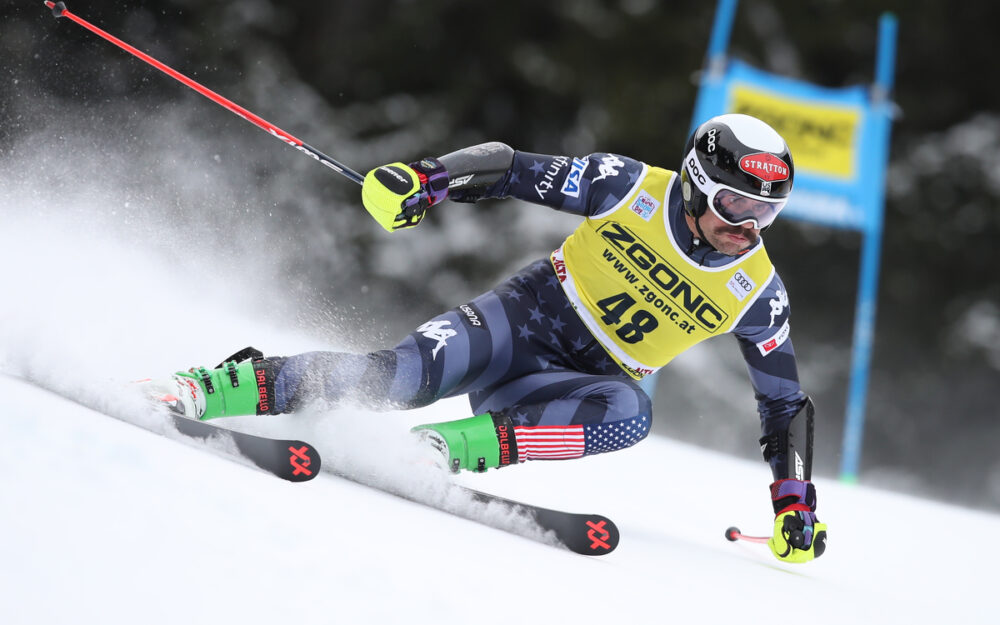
684,148,788,229
707,186,787,229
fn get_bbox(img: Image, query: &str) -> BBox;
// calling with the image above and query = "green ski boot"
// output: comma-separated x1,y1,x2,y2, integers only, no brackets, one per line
413,412,518,472
143,347,277,420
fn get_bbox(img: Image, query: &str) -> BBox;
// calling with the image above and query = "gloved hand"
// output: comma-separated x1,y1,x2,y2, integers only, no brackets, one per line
767,479,828,563
361,157,449,232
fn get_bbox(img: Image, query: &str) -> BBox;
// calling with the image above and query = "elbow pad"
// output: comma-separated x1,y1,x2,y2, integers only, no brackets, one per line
437,142,514,201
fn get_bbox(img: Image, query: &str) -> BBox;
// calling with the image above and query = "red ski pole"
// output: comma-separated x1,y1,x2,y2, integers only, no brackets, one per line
725,526,771,545
726,525,806,548
43,1,364,186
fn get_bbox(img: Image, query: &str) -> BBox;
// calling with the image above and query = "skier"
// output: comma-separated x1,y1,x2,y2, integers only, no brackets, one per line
151,113,826,563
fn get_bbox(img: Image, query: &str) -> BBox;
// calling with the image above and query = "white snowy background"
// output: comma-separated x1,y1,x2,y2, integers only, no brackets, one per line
1,163,997,625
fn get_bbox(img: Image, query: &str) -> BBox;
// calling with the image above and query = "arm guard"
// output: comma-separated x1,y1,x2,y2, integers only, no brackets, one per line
437,142,515,202
759,397,814,481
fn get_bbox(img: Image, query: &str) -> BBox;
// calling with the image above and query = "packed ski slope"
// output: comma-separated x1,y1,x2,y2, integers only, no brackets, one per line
2,374,996,625
1,172,995,625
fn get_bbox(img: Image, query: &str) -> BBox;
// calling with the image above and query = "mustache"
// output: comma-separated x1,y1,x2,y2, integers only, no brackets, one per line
719,225,758,241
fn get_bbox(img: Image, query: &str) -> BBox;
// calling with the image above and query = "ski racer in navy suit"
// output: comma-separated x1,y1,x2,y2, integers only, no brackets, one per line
151,114,827,563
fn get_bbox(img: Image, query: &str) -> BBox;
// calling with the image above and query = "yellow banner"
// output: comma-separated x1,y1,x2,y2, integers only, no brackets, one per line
728,85,860,180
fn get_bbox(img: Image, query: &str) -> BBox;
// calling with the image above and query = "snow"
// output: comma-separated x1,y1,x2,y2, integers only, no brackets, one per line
1,374,995,625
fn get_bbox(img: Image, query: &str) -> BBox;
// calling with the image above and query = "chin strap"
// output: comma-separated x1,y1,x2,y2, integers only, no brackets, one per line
690,214,716,266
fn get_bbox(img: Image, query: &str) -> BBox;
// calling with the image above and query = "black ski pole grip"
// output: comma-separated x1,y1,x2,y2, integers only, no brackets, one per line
45,2,67,19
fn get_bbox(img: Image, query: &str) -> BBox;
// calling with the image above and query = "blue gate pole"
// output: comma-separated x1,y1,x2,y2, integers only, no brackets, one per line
839,13,897,482
689,0,739,134
705,0,738,77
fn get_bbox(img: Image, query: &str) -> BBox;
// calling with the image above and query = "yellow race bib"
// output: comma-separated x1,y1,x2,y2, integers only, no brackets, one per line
552,166,775,379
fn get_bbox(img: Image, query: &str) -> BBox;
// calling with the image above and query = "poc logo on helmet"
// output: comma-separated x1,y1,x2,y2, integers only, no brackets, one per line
706,128,718,153
686,157,707,186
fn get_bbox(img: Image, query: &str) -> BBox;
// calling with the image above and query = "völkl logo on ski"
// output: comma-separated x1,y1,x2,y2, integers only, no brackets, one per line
288,445,314,477
586,519,612,551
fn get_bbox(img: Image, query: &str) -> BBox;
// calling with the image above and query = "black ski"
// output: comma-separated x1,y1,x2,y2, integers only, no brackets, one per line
166,413,320,483
11,372,611,548
460,486,620,556
8,374,320,483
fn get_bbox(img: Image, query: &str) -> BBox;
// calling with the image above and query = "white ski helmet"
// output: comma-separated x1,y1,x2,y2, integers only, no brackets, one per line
680,113,794,230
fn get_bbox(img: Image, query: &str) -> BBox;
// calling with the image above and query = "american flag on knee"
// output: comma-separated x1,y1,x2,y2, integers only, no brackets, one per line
513,416,649,461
